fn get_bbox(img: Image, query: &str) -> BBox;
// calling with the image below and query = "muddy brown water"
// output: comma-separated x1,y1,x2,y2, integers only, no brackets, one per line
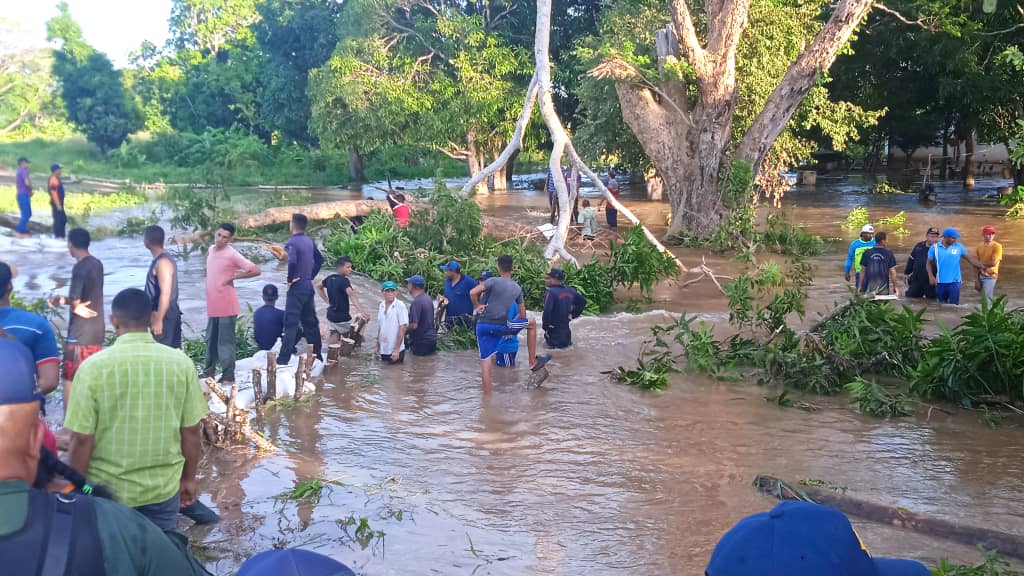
5,174,1024,574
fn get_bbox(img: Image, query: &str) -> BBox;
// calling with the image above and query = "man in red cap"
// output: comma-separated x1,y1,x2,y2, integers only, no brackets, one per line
975,225,1002,301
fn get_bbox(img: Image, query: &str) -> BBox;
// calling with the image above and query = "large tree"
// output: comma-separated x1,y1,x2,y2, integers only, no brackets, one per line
586,0,879,239
47,2,142,151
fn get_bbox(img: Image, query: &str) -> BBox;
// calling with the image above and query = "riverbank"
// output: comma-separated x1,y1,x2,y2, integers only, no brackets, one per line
3,171,1023,574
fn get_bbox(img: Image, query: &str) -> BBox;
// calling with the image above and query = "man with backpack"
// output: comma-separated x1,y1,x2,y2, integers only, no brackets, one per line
0,337,212,575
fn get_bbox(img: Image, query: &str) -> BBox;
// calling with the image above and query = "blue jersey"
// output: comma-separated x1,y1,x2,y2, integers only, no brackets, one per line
929,242,968,283
0,306,60,367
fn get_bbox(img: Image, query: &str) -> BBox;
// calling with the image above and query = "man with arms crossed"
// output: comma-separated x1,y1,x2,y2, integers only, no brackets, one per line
66,288,208,531
471,255,551,390
204,223,261,384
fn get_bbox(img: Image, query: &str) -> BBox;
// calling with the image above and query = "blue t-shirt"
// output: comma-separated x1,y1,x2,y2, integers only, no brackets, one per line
0,306,60,366
443,274,478,319
928,242,968,284
253,304,285,351
497,305,519,354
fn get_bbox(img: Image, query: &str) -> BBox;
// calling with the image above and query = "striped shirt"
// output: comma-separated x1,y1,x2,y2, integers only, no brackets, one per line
64,332,208,508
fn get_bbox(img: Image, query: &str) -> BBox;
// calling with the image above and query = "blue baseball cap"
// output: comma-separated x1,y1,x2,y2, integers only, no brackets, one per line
380,281,398,291
238,549,355,576
942,228,960,239
706,501,930,576
440,260,461,272
479,269,495,281
0,338,43,407
405,274,426,288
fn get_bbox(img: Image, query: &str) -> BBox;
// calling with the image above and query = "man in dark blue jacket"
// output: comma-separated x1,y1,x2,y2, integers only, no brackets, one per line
542,268,586,349
277,214,323,365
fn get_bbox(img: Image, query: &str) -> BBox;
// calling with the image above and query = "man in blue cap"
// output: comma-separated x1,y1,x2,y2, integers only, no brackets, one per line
405,274,436,356
239,548,355,576
0,338,212,575
542,268,586,349
440,260,477,329
926,228,984,305
706,501,930,576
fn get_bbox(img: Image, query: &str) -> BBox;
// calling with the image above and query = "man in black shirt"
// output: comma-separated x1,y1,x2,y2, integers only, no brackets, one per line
859,231,898,296
48,227,103,407
904,227,939,299
316,257,367,349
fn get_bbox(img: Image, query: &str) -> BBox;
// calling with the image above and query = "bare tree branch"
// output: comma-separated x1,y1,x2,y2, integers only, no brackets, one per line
871,2,936,30
669,0,709,72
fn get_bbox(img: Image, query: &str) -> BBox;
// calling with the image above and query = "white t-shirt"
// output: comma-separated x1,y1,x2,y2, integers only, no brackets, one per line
377,299,409,355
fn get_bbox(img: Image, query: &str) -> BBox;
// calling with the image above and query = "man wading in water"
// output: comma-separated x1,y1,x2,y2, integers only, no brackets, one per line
144,225,182,348
471,254,551,391
904,227,939,299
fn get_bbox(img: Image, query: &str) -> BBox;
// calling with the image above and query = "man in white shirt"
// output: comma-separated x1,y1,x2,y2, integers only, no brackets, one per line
376,281,408,364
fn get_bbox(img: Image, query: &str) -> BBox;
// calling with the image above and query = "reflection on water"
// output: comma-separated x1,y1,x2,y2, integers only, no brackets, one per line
4,174,1023,574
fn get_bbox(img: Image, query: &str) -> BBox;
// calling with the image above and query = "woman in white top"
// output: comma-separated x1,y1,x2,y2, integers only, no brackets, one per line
376,281,408,364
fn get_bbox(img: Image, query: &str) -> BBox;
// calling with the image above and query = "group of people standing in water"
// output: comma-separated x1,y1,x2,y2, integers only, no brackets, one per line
845,223,1003,305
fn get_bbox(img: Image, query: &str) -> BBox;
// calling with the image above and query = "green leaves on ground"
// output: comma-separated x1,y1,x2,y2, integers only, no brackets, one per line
844,377,913,418
910,297,1024,404
843,207,909,235
932,549,1021,575
436,324,477,352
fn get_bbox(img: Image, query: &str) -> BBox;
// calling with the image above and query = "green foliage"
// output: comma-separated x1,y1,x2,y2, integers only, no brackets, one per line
0,186,145,218
817,297,926,378
1000,186,1024,220
844,377,913,418
404,184,482,254
608,227,679,298
843,207,870,230
436,324,477,352
339,515,386,547
47,3,143,151
117,213,160,237
910,297,1024,404
606,341,677,392
565,258,614,315
162,186,230,233
276,478,345,504
0,23,71,141
759,213,825,257
869,181,908,195
932,549,1020,575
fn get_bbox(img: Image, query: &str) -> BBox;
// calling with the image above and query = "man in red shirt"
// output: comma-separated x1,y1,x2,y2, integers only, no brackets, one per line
387,192,411,228
203,223,261,383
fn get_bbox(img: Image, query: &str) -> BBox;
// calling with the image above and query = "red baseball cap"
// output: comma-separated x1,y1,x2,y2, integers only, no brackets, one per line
983,225,996,235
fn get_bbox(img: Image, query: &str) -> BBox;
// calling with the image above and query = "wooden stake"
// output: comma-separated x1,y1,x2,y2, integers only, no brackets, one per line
227,382,239,435
294,355,306,402
205,413,277,453
252,368,263,408
266,352,277,400
305,344,314,380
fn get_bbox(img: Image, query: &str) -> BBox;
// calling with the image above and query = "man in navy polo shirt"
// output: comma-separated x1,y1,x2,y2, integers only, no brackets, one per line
440,260,477,329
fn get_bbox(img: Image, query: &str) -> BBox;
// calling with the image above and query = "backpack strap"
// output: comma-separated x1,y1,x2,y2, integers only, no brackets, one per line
39,494,75,576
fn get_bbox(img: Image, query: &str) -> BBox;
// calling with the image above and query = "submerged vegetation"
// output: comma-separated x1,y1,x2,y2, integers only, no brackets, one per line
843,207,909,235
0,185,146,218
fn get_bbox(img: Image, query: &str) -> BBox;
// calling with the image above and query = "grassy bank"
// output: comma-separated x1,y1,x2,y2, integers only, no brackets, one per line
0,135,470,187
0,185,146,217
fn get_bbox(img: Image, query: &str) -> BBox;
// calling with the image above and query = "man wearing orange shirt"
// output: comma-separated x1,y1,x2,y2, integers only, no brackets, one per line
975,225,1003,302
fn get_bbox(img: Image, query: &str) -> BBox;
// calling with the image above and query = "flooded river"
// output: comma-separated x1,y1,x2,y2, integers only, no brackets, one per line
4,173,1024,574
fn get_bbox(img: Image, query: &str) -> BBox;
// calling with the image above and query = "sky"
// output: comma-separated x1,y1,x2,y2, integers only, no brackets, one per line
14,0,173,66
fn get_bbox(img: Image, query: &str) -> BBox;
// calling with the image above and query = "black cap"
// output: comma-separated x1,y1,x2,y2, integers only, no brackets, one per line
479,269,495,281
262,284,279,301
16,157,28,164
926,227,940,235
50,163,62,172
546,268,565,282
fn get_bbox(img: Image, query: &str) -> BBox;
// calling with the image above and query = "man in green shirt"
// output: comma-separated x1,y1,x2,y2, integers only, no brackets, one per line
66,288,209,531
0,337,211,575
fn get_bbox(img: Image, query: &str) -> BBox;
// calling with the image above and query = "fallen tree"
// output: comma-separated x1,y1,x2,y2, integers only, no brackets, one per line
754,474,1024,560
0,214,49,234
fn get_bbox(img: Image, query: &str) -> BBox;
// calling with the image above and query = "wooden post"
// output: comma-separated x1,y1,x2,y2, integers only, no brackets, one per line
266,352,277,400
294,355,306,401
227,382,239,436
252,368,263,408
305,344,315,380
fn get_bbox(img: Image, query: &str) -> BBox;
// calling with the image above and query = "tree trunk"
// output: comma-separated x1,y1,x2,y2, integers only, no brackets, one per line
465,131,489,195
964,132,976,188
609,0,874,241
348,147,365,183
491,149,518,190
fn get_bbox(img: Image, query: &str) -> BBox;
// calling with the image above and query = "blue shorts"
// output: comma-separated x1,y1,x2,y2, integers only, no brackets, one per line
936,282,961,305
477,321,527,360
495,351,517,367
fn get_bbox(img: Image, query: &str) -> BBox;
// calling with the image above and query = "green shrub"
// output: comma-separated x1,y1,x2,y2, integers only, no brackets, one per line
910,297,1024,404
609,226,679,298
565,258,614,314
760,213,825,257
817,297,925,378
844,377,912,418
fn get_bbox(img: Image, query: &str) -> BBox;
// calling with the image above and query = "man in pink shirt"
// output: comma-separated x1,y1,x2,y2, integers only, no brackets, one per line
204,223,261,383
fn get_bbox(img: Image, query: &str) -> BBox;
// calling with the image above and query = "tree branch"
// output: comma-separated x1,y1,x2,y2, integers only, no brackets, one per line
871,2,936,30
669,0,709,72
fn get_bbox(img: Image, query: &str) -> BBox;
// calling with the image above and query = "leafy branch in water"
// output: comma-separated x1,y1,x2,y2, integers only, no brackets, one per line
276,478,346,504
844,377,913,418
933,549,1021,575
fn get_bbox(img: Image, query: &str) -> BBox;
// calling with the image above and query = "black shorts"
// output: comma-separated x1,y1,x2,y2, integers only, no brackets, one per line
410,340,437,356
381,350,406,364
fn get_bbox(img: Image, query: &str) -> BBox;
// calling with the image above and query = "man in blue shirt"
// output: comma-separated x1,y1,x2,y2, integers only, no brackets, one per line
440,260,477,329
844,224,875,287
0,262,59,394
14,157,32,237
277,214,323,365
542,268,587,349
927,227,984,305
253,284,285,351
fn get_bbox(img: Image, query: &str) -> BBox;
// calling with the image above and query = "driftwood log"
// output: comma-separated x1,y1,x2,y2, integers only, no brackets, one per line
0,214,49,234
754,474,1024,560
202,378,277,452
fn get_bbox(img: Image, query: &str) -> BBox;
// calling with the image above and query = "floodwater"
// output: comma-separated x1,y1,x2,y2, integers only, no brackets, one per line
4,173,1024,575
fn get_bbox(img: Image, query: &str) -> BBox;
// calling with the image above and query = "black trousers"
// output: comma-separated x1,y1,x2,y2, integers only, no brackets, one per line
544,325,572,349
278,288,321,365
51,205,67,238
